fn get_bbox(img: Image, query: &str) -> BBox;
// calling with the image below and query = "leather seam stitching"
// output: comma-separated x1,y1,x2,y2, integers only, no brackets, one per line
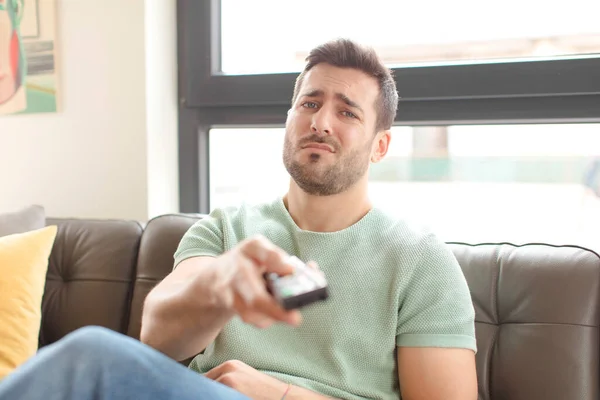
488,325,499,399
45,277,132,283
493,246,501,324
477,320,598,328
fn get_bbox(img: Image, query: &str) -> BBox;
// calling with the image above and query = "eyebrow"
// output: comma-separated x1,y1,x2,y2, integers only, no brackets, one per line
302,89,364,114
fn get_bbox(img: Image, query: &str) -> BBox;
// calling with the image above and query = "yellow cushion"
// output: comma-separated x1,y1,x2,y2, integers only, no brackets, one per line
0,226,57,379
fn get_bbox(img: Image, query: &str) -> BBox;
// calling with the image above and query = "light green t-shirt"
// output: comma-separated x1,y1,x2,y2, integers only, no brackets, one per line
173,197,476,400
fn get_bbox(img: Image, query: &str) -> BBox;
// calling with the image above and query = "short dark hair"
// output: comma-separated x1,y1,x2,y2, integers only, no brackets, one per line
291,38,399,132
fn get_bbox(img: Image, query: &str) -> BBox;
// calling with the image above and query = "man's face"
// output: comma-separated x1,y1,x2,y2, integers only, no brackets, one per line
0,0,19,104
283,63,383,196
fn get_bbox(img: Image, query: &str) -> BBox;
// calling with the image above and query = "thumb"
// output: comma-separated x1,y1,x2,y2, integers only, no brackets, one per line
306,261,326,279
306,261,320,270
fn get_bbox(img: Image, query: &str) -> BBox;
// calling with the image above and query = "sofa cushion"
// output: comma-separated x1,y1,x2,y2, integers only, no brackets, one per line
127,214,201,339
449,242,600,400
40,218,143,346
0,226,57,379
0,205,45,237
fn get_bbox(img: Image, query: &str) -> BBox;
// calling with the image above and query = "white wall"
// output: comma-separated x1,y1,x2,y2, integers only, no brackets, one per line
0,0,179,222
145,0,179,220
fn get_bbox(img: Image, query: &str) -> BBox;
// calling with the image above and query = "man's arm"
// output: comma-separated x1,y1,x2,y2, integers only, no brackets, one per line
140,236,301,362
397,347,477,400
141,256,234,361
394,232,478,399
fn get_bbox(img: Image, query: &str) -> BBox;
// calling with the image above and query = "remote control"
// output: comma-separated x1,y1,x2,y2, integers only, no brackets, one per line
265,256,329,310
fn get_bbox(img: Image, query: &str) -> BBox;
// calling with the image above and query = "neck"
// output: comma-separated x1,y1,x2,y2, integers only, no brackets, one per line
283,176,373,232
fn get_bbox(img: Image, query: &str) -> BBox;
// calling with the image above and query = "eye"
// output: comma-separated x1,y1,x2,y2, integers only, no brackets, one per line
301,101,318,109
341,110,357,119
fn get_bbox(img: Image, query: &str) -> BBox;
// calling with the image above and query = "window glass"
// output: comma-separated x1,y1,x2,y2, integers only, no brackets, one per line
221,0,600,74
209,124,600,251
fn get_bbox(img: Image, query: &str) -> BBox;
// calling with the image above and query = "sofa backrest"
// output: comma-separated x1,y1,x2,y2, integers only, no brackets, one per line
42,218,143,346
43,215,600,399
450,242,600,400
43,215,199,345
126,214,199,339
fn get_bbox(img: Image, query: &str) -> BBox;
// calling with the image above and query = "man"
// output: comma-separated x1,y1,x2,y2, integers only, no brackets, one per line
0,38,477,399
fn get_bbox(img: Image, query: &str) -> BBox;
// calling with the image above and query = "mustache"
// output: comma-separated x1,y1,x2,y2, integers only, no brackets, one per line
298,134,339,151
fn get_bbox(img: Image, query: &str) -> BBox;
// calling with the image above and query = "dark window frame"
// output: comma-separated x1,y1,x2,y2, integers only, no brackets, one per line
177,0,600,213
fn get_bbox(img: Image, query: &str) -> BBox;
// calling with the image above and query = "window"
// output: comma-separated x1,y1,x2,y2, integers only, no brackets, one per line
209,127,413,208
176,0,600,226
220,0,600,75
210,124,600,250
179,0,600,111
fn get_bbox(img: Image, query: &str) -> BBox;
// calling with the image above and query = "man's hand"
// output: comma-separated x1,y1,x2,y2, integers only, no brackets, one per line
214,235,303,329
204,360,289,400
204,360,337,400
141,234,304,361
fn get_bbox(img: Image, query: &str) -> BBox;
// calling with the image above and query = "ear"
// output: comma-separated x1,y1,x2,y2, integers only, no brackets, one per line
285,108,293,124
370,130,391,163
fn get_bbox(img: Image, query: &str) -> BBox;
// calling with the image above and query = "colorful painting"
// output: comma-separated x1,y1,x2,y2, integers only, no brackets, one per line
0,0,58,115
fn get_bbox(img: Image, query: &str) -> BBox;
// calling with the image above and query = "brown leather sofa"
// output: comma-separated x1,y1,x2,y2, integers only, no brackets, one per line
41,214,600,400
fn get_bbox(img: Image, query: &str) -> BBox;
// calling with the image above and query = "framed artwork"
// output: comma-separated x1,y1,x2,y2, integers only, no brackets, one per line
0,0,59,115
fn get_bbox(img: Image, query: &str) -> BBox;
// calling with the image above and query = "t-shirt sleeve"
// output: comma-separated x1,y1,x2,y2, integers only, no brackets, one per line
396,233,477,353
173,214,224,269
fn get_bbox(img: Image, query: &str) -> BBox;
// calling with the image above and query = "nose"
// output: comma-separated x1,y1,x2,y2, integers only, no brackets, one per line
310,107,333,136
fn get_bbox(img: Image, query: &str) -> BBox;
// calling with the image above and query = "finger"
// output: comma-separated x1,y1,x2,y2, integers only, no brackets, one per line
306,261,326,278
204,360,245,381
232,256,302,326
251,293,302,326
239,309,276,329
253,317,276,329
240,235,294,276
232,272,301,326
306,261,319,270
234,279,301,326
234,290,294,328
233,294,276,327
204,363,226,381
233,256,270,305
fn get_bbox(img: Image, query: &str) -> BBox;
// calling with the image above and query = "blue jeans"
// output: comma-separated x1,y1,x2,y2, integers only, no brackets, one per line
0,326,251,400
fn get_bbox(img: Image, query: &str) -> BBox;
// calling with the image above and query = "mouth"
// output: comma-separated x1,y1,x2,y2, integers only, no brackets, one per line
301,143,335,153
